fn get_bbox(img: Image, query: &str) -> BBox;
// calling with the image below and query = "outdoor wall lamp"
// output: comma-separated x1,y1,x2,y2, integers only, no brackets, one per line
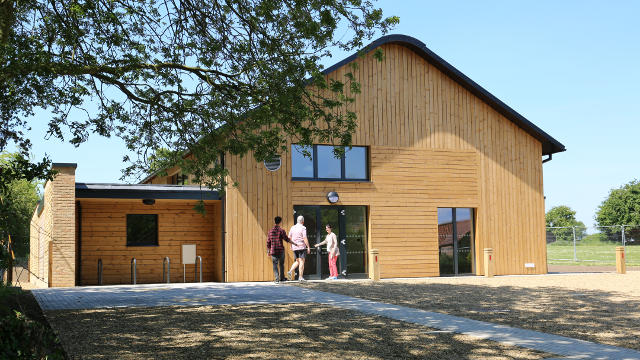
142,199,156,205
326,191,339,204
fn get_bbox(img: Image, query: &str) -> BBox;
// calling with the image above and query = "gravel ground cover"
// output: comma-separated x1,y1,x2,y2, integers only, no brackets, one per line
46,304,552,359
296,272,640,351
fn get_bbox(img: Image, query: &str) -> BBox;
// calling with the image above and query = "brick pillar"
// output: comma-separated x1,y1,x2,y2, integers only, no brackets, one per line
49,163,77,287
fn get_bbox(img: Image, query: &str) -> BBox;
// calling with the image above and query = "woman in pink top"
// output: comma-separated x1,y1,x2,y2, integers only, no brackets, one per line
287,215,311,281
315,224,340,280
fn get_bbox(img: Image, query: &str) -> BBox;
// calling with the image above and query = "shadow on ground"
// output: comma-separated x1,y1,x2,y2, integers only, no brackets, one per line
296,281,640,351
46,304,549,359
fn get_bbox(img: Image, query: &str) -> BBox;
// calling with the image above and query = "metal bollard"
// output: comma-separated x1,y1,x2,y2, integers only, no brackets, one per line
369,249,380,281
131,258,137,285
616,246,626,274
163,257,170,283
98,259,103,285
196,256,202,283
484,248,494,278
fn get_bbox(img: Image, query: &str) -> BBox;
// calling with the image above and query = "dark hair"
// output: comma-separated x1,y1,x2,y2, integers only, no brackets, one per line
274,216,282,224
325,224,332,229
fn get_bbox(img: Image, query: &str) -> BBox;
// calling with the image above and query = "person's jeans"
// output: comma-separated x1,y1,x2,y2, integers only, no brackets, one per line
329,253,339,278
271,253,285,281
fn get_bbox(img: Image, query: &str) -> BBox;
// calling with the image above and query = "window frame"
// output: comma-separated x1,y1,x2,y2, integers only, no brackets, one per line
291,144,369,182
126,214,159,247
169,173,188,185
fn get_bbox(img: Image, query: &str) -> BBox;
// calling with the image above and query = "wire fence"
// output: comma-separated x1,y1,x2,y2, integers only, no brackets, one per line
546,225,640,266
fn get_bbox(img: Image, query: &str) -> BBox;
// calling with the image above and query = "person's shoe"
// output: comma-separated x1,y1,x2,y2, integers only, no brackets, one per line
274,279,280,284
299,277,306,282
287,270,293,281
280,278,287,282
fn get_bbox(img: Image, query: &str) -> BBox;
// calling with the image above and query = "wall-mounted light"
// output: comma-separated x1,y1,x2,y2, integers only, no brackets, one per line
326,191,339,204
142,199,156,205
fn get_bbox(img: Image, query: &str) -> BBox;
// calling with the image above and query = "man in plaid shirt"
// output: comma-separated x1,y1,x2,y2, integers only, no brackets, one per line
267,216,291,283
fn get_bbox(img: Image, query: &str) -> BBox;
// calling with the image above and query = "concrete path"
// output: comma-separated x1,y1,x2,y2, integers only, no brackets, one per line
32,282,640,360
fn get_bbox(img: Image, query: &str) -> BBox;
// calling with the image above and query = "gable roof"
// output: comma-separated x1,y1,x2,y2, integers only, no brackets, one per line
324,34,565,156
141,34,564,183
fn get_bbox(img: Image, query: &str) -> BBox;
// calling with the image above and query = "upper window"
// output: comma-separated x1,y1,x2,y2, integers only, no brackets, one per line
292,144,368,181
126,214,159,246
169,173,187,185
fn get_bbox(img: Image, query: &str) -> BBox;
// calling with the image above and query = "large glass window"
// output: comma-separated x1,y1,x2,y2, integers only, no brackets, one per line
317,145,341,179
291,145,314,178
126,214,159,246
292,144,368,181
344,147,367,179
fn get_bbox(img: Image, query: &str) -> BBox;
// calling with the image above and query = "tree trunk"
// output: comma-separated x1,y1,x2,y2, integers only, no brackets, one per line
0,1,14,45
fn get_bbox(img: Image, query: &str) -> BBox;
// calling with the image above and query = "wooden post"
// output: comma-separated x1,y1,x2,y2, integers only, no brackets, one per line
369,249,380,281
616,246,626,274
483,248,494,278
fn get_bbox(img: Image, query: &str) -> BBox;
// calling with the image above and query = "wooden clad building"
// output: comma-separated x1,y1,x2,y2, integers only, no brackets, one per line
143,34,565,282
30,34,565,287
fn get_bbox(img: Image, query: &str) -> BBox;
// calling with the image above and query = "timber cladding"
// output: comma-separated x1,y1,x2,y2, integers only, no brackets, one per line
77,199,222,285
221,42,547,281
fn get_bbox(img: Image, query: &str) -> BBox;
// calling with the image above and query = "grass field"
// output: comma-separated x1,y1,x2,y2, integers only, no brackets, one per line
547,242,640,266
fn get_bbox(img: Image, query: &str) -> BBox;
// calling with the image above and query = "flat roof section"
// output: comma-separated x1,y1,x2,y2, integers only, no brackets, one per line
75,183,220,200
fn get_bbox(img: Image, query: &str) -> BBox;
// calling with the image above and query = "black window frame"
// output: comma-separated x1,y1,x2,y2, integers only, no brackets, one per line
291,144,369,181
169,173,188,185
126,214,159,247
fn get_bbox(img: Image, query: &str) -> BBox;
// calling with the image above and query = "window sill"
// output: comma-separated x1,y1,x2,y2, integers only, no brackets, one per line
291,178,371,183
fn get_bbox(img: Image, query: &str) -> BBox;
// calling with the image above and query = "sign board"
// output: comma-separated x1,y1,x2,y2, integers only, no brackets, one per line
524,263,535,268
182,244,197,265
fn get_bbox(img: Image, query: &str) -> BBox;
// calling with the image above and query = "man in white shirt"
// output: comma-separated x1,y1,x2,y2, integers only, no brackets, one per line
287,215,311,281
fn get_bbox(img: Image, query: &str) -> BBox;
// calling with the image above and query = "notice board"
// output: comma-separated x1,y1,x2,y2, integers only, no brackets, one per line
181,244,196,265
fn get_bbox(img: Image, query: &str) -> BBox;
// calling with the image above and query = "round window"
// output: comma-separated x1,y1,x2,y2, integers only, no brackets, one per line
264,156,281,171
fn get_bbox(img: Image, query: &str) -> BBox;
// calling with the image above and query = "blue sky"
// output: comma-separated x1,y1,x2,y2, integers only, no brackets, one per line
19,0,640,226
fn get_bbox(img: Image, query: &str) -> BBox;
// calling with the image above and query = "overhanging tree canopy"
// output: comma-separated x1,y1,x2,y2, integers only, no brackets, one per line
1,0,398,187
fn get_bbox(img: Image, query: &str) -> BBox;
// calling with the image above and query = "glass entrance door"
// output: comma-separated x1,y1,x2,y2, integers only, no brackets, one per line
343,206,367,275
438,208,475,275
293,205,367,279
292,206,320,279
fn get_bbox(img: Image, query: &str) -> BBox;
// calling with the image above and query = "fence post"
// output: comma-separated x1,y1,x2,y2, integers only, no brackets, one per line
621,225,626,247
572,226,577,262
616,246,626,274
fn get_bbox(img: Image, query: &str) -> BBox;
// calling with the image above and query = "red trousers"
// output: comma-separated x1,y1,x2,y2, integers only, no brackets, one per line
329,253,339,278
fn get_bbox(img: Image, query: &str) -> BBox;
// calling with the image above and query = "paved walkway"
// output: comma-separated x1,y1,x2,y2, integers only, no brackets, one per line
32,282,640,360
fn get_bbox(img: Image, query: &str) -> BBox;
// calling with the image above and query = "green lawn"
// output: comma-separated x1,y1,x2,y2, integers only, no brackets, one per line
547,243,640,266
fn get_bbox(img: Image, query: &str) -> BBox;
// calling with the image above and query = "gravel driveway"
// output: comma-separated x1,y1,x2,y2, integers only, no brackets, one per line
46,304,551,359
296,272,640,351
